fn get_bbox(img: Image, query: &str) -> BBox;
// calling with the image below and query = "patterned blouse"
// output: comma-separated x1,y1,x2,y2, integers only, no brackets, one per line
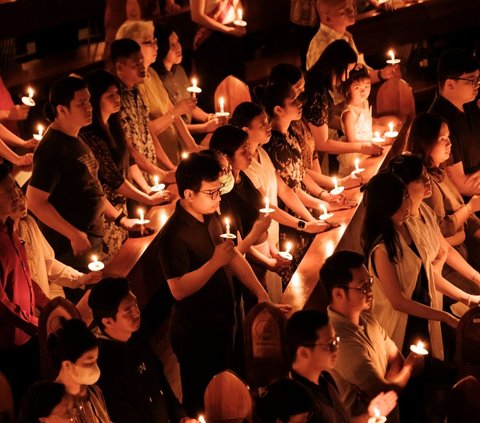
303,85,333,128
119,82,156,185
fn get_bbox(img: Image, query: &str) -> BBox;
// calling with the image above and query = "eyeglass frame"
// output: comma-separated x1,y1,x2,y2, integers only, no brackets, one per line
304,336,341,353
198,183,225,200
446,76,480,87
339,276,374,295
142,38,158,47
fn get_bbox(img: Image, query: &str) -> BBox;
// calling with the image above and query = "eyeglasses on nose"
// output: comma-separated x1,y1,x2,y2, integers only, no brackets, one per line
199,184,225,200
447,76,480,88
340,276,374,295
305,336,341,353
142,38,158,47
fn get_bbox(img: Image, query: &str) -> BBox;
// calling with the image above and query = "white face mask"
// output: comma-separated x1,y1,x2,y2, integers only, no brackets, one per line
219,171,235,195
69,363,101,386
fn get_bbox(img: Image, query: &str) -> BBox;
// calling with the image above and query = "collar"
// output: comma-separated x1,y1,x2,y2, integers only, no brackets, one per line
175,200,212,228
432,94,464,116
327,306,365,334
319,24,350,42
119,80,139,95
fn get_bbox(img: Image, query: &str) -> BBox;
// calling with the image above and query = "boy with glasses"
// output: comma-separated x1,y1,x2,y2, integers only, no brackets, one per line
286,309,397,422
429,49,480,197
157,152,287,415
322,250,424,423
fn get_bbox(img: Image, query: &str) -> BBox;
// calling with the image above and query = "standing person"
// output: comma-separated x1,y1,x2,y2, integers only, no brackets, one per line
190,0,247,110
0,163,49,405
82,69,174,262
88,277,195,423
47,319,112,423
157,152,289,415
290,0,319,70
116,20,199,166
27,76,140,273
428,49,480,196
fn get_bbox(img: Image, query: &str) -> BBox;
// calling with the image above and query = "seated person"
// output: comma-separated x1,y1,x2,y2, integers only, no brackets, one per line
155,24,224,137
322,250,424,422
20,381,76,423
428,49,480,197
116,20,198,166
286,309,397,422
0,163,49,404
47,319,112,422
407,113,480,294
88,277,193,423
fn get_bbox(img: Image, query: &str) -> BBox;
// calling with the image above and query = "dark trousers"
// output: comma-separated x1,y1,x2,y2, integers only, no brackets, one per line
193,31,245,111
170,325,235,416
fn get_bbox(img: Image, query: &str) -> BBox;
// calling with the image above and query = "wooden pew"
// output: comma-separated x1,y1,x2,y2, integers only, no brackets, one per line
280,120,409,315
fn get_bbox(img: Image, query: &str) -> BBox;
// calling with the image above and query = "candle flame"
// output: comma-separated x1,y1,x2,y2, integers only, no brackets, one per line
286,242,292,254
138,208,144,220
198,415,206,423
225,217,230,225
416,341,424,349
321,204,328,215
374,131,380,138
91,255,98,262
388,49,395,61
388,122,394,132
374,407,381,417
238,8,243,21
332,176,338,189
354,157,360,171
37,124,44,136
219,96,225,113
154,175,159,186
28,87,34,98
192,78,197,88
181,152,189,159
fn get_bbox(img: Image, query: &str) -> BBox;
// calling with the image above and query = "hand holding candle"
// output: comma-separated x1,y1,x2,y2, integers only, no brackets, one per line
234,7,247,27
22,86,36,107
330,177,344,195
260,196,274,214
187,78,202,97
215,96,230,118
278,241,293,261
33,124,44,141
386,49,400,65
221,217,236,239
136,207,150,225
319,204,334,221
88,255,105,271
151,175,165,192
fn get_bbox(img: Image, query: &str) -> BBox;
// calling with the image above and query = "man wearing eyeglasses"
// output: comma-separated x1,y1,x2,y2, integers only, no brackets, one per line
322,250,424,423
157,153,290,416
429,49,480,197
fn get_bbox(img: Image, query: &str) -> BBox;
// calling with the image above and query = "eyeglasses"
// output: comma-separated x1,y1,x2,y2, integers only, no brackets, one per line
199,184,224,200
305,336,341,353
142,38,158,47
340,276,374,295
447,76,480,88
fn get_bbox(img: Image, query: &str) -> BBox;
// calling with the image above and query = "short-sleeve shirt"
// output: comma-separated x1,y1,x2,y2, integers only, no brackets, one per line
429,95,480,174
159,64,193,124
30,128,105,244
157,201,235,333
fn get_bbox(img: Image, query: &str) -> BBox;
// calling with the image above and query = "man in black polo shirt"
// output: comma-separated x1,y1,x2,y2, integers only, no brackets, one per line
157,153,287,415
429,49,480,196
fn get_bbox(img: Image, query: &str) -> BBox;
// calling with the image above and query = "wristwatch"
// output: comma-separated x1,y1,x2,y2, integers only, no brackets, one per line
297,220,306,230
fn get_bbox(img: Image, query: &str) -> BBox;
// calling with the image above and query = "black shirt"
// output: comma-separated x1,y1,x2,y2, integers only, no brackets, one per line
429,95,480,174
30,128,105,247
96,328,186,423
157,201,235,333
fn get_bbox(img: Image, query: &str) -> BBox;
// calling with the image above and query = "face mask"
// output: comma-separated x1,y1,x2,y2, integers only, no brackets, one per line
219,171,235,195
69,363,101,386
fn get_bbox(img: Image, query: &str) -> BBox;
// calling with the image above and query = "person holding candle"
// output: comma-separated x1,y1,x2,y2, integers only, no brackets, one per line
428,49,480,197
190,0,246,111
154,24,225,138
322,250,425,423
82,69,174,261
285,309,398,422
157,152,289,415
407,114,480,296
116,21,200,166
27,76,141,275
47,319,112,423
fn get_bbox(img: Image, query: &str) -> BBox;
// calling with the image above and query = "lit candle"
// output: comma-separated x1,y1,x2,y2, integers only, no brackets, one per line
279,241,293,261
138,208,144,223
238,8,243,21
154,175,159,186
198,415,206,423
219,97,225,114
22,86,36,107
372,131,385,143
234,7,247,27
33,124,44,141
181,152,189,159
384,122,399,138
88,255,105,271
221,217,236,239
151,175,165,192
187,78,202,97
386,49,400,65
410,340,429,356
319,204,334,221
351,157,365,177
330,177,344,195
260,196,274,214
367,407,387,423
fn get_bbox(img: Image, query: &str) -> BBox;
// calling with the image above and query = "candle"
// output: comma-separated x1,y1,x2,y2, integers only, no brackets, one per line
151,175,165,192
372,131,385,143
198,415,206,423
259,196,274,214
187,78,202,97
22,86,36,107
221,217,237,239
319,204,334,221
330,177,344,195
234,7,247,27
181,152,189,159
410,340,429,356
386,49,400,65
139,208,144,223
384,122,399,138
367,408,387,423
154,175,159,186
279,241,293,261
88,255,105,271
215,97,230,118
352,157,365,177
33,124,44,141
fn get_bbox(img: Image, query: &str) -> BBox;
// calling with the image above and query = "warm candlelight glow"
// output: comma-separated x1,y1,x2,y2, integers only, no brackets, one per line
321,204,328,215
264,196,269,211
28,87,34,98
192,78,197,88
386,49,400,65
388,50,395,62
333,177,338,190
388,122,394,133
22,86,36,106
88,254,105,271
138,208,144,222
181,152,189,159
225,217,231,235
187,78,202,97
91,255,98,263
33,124,45,140
330,176,344,195
374,408,381,418
355,158,360,171
198,415,206,423
237,8,243,21
154,175,159,186
410,339,429,355
219,97,225,114
285,242,292,254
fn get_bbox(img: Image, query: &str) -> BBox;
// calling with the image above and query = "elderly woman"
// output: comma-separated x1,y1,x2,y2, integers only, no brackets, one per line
116,20,199,165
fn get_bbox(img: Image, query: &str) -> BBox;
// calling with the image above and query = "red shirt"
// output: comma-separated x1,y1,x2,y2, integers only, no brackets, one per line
0,223,46,349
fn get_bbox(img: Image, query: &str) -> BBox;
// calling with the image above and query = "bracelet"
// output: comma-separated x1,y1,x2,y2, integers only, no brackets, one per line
114,212,126,227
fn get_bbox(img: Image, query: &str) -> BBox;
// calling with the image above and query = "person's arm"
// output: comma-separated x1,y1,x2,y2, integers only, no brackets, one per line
308,121,383,156
125,136,168,177
372,247,459,328
27,185,91,255
150,130,177,170
276,174,317,222
448,161,480,196
0,104,29,121
190,0,245,36
441,235,480,289
0,123,37,150
0,137,32,167
173,116,201,152
117,178,174,206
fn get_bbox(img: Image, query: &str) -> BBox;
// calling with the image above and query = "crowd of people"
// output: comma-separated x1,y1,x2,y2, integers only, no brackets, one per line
1,0,480,422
